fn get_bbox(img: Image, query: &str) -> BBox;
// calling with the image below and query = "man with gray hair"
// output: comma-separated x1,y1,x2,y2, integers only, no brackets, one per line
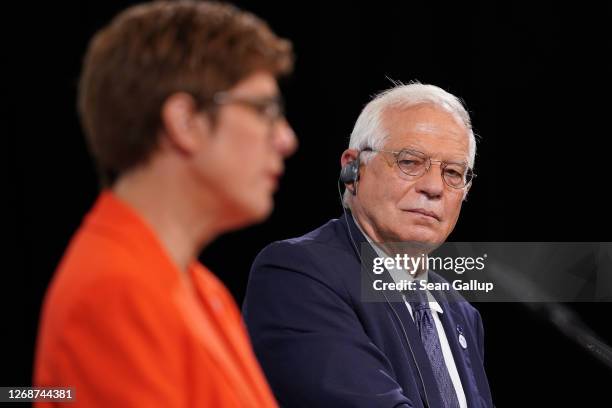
243,83,493,407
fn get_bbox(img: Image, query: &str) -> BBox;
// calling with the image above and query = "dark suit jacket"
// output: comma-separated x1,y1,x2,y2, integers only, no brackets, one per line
243,214,494,407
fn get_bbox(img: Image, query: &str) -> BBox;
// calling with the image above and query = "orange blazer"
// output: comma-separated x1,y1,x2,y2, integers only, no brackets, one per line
34,191,278,407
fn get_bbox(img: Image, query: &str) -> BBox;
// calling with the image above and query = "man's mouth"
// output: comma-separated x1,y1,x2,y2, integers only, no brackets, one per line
404,208,441,221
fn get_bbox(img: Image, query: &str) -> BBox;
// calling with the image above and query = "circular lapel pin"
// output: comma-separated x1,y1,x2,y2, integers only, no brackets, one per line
456,325,467,349
458,333,468,349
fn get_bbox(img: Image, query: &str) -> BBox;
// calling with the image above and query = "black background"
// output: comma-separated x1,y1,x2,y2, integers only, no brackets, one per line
4,1,612,406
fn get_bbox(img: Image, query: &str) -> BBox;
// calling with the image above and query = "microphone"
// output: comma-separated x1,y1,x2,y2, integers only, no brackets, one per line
486,259,612,370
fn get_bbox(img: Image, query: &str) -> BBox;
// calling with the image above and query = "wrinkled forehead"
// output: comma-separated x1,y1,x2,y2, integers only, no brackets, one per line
382,104,470,161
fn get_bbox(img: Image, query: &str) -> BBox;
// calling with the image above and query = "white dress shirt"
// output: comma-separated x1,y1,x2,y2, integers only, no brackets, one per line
354,217,467,408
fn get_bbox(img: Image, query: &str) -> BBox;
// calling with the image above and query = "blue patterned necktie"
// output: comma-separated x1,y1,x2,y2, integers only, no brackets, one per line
409,293,460,408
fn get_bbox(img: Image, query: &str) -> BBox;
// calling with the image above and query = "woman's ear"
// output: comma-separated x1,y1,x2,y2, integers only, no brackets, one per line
160,92,211,154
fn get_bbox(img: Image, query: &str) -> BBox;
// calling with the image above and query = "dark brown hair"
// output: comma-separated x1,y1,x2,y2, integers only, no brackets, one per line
78,1,293,186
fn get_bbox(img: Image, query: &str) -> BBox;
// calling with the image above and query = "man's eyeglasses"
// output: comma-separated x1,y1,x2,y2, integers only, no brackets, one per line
363,147,475,189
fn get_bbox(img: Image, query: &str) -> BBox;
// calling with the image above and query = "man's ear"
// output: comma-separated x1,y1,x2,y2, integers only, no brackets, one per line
160,92,211,154
340,148,362,195
340,148,360,168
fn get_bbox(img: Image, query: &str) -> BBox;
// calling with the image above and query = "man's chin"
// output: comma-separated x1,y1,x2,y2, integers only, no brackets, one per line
394,228,444,247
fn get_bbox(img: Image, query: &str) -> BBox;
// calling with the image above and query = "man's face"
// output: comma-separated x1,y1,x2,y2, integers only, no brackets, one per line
194,71,297,229
351,104,470,245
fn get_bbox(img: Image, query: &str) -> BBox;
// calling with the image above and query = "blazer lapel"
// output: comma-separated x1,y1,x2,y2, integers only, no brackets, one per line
343,213,445,408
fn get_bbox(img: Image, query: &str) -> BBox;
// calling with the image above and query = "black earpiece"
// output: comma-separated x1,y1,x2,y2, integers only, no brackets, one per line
340,155,361,196
339,159,360,184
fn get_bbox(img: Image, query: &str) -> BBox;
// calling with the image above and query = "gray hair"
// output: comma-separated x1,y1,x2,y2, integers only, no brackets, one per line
343,81,477,207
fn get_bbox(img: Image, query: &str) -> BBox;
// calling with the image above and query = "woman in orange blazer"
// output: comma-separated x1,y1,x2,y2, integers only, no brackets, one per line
34,2,297,406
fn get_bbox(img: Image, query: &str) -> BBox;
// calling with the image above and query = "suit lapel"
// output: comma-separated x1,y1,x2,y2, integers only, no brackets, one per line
342,213,445,407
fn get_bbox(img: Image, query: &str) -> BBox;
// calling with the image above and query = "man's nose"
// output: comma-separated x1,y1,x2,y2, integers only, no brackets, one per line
414,162,444,199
